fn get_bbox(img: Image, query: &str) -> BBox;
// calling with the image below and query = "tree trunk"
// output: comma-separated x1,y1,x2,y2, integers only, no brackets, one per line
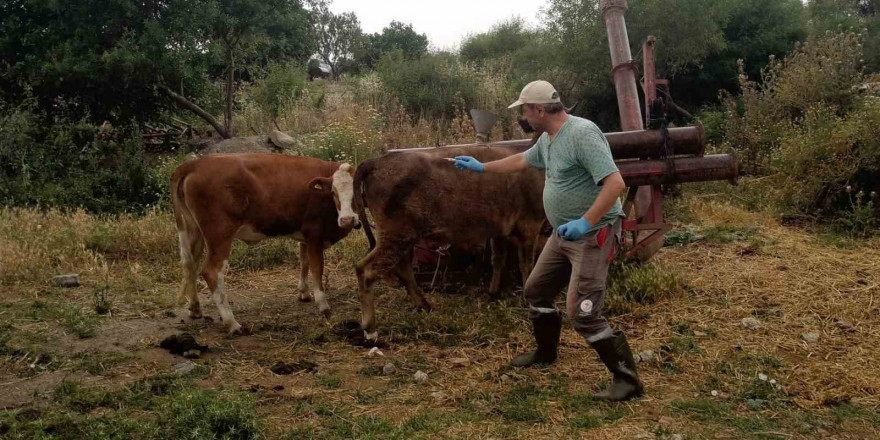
159,85,230,139
225,51,235,138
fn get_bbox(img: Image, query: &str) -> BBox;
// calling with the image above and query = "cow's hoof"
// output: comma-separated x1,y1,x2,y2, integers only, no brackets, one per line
320,308,332,319
227,323,246,336
364,330,379,341
189,310,203,319
299,295,313,303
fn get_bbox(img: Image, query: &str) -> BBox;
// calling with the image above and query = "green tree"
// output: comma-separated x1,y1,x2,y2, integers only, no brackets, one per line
671,0,806,108
0,0,313,138
360,21,429,68
807,0,880,73
460,19,536,64
308,0,364,79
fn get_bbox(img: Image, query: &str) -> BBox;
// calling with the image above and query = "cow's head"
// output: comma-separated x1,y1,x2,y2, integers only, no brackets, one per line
309,163,361,230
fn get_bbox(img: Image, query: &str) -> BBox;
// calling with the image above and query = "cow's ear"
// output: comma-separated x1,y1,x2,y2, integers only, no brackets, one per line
309,177,333,193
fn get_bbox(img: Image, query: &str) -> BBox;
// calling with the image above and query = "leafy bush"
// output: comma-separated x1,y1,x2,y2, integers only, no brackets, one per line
295,112,385,165
0,98,164,214
721,31,879,227
250,61,308,125
376,52,479,121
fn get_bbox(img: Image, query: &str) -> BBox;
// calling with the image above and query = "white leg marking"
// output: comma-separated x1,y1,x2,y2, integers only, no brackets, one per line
212,261,241,334
178,230,201,316
364,331,378,341
314,289,330,315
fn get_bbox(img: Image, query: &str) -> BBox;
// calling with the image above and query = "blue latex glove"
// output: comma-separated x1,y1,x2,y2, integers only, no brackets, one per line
454,156,484,173
557,217,591,241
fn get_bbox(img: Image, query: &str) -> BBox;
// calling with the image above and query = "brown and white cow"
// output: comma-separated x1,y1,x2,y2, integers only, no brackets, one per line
171,154,360,335
353,144,546,340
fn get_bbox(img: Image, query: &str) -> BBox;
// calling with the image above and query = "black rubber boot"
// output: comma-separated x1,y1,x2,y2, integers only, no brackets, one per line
510,312,563,367
590,331,644,401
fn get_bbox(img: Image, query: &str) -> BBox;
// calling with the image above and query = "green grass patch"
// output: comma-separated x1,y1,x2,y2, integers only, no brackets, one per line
498,383,548,423
606,263,686,315
24,299,103,339
69,351,134,375
316,374,342,390
158,388,262,440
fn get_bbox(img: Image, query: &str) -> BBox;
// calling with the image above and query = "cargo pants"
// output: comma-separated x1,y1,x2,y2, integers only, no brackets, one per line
523,219,621,342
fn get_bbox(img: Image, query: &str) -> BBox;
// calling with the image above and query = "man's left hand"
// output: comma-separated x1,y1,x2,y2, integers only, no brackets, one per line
557,217,591,241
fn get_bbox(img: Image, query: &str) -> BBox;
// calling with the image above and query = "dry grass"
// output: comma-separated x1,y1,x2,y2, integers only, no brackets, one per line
2,196,879,439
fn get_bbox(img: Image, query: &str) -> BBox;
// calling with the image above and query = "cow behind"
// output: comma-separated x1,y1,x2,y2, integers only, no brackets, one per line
171,154,360,335
354,145,546,340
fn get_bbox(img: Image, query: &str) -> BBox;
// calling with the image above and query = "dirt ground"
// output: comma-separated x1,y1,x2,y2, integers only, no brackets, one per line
1,199,879,439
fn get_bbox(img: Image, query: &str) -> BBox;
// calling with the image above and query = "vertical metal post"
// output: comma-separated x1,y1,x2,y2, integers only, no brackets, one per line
602,0,666,260
642,36,657,126
601,0,643,132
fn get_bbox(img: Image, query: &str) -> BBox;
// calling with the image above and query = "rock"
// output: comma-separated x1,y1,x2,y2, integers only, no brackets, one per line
500,374,512,384
758,373,768,381
164,310,177,318
802,333,820,343
836,320,856,333
430,391,448,401
173,361,195,376
449,357,470,367
52,274,80,288
637,350,655,363
202,135,277,155
269,130,296,149
741,317,761,330
711,390,718,397
414,370,428,383
747,399,765,411
382,363,397,375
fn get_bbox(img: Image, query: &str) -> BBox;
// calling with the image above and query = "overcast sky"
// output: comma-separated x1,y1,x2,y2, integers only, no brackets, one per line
328,0,544,51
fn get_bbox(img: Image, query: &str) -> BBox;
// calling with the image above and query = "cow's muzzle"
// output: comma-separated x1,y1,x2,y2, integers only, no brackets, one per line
339,216,360,229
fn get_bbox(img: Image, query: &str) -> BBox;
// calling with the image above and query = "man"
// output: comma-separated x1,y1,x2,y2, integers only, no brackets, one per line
453,80,643,401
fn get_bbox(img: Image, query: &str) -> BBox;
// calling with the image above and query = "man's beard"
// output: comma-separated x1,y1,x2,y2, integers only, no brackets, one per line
517,118,536,134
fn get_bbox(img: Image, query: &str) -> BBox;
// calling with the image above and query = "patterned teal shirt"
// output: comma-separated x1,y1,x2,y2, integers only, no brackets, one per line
523,116,625,230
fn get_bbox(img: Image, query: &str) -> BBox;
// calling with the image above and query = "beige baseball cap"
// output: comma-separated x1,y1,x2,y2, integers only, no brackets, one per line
507,80,561,108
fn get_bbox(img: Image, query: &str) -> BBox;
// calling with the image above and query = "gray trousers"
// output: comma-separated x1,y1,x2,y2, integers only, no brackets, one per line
523,219,621,343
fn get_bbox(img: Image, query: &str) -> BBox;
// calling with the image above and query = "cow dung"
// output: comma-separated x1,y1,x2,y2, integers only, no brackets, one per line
159,333,208,356
331,320,388,349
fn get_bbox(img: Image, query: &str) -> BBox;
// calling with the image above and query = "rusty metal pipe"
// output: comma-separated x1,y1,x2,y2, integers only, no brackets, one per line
395,125,705,160
602,0,643,132
618,154,739,187
605,125,704,159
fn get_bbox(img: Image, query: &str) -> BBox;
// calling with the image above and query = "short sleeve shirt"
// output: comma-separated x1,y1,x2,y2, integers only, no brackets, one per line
523,116,624,230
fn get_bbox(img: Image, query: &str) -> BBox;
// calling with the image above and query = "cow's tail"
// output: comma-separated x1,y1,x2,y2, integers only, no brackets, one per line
170,164,202,305
354,159,377,250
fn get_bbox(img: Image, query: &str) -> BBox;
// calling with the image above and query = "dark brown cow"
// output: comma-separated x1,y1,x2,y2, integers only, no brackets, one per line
171,154,360,335
354,144,546,340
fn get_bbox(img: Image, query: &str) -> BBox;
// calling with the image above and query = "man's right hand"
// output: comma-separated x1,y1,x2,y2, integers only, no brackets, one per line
454,156,484,173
